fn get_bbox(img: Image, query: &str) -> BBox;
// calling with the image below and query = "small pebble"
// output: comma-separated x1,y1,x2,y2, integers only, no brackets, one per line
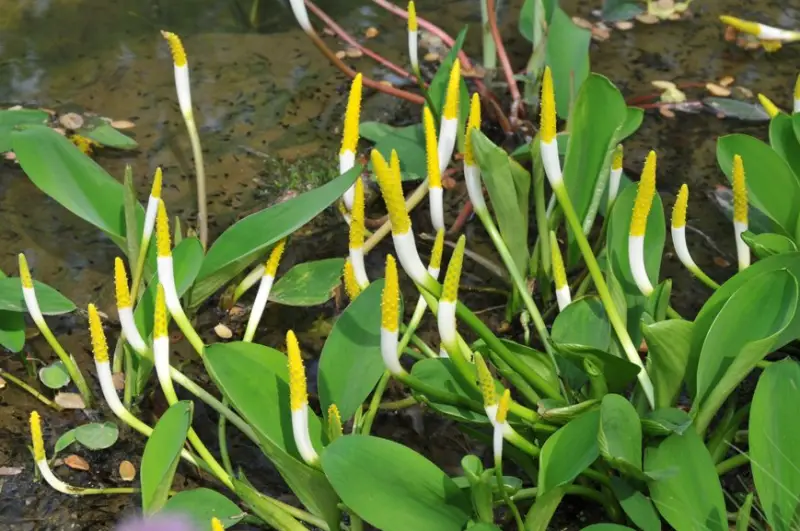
718,76,735,87
335,50,346,59
423,52,440,62
365,27,379,38
614,21,634,30
705,83,731,97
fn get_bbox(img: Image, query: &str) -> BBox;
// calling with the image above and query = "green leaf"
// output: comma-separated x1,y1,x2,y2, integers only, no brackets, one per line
163,488,246,530
524,486,565,531
552,343,640,394
473,338,561,399
640,408,692,436
410,358,489,423
39,361,71,389
12,125,145,244
619,107,644,140
319,280,386,422
717,134,800,235
582,526,637,531
322,435,471,531
705,98,769,121
749,359,800,531
141,401,193,515
367,123,427,181
736,493,754,531
601,0,644,20
551,297,612,352
0,309,25,352
359,121,396,142
74,422,119,450
194,167,359,305
78,123,138,149
232,479,307,531
769,114,800,179
123,167,143,267
741,231,797,259
519,0,556,42
0,109,49,151
0,277,76,315
538,410,600,494
641,319,692,408
599,394,642,475
53,429,77,455
609,477,661,531
644,429,727,531
270,258,344,306
546,8,591,119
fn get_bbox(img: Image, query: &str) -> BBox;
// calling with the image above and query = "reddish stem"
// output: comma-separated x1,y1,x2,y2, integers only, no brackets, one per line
448,200,474,235
486,0,523,125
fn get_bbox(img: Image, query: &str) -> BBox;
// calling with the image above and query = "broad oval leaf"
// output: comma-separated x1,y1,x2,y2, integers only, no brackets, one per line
551,297,611,351
79,123,138,150
74,422,119,450
769,114,800,179
39,361,71,389
163,488,246,530
742,231,797,259
641,408,692,437
410,358,488,423
641,319,692,409
0,109,49,151
321,435,471,531
538,409,600,494
141,401,193,515
546,8,591,119
0,308,25,352
599,394,642,475
0,277,76,315
552,343,640,394
270,258,344,307
609,477,661,531
749,359,800,531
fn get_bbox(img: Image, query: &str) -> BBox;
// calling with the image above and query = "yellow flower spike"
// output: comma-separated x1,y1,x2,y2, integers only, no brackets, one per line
424,107,442,189
408,1,418,32
154,285,168,339
761,40,783,53
630,151,657,237
327,404,343,440
441,235,466,303
371,149,411,235
430,229,445,271
30,411,45,462
719,15,761,36
151,167,163,199
18,253,33,289
160,31,187,67
443,60,461,121
341,74,363,156
343,259,362,300
612,145,624,171
463,93,482,166
350,179,365,250
88,304,109,364
265,239,287,278
794,74,800,103
672,184,689,229
757,93,781,118
732,155,748,224
114,258,132,309
211,518,224,531
287,330,308,411
496,389,511,424
540,66,557,144
381,255,400,332
156,201,172,257
550,232,567,290
475,354,498,407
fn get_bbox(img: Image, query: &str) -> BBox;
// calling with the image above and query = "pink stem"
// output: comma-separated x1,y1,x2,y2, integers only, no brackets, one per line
486,0,523,124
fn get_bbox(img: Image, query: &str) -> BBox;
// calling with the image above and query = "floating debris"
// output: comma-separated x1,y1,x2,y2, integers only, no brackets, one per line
64,454,90,471
705,83,731,97
345,47,363,58
59,112,84,130
119,460,136,481
365,27,379,38
55,392,86,410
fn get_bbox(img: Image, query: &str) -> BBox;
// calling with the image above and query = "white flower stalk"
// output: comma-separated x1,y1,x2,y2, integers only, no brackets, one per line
424,106,445,231
408,2,419,73
757,93,782,118
794,74,800,113
349,179,369,288
539,66,562,187
29,411,76,495
671,185,721,290
438,60,461,173
463,93,486,212
720,15,800,43
608,144,624,205
288,0,313,33
628,151,658,297
438,235,465,355
114,258,147,355
340,74,363,210
152,285,177,399
18,254,43,325
243,239,287,343
493,389,511,461
439,346,449,358
732,154,750,271
380,255,406,376
550,231,571,311
143,167,163,242
287,330,320,466
371,149,435,290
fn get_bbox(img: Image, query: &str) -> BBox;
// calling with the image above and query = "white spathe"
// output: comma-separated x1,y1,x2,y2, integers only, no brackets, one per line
628,235,654,296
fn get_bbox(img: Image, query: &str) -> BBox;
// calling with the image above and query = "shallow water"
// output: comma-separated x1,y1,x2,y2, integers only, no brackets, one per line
0,0,799,528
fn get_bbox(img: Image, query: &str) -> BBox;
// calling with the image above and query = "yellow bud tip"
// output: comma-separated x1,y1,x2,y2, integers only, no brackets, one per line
265,239,287,278
443,60,461,121
795,74,800,101
156,200,172,257
408,1,418,32
30,410,45,462
423,107,442,189
151,167,163,199
612,144,623,171
719,15,761,36
463,93,482,166
327,404,343,435
341,74,363,155
442,235,466,303
757,93,780,118
732,155,748,223
18,253,33,289
430,229,445,270
343,259,362,300
630,151,657,237
496,389,511,424
154,284,168,339
550,231,568,290
287,330,308,411
381,255,400,332
211,518,224,531
371,149,411,235
672,184,689,229
161,31,187,67
114,258,132,309
540,66,557,144
475,354,497,407
88,304,110,364
350,179,365,250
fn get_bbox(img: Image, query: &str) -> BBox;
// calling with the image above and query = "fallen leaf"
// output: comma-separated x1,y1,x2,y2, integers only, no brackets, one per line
55,392,86,410
112,372,125,391
228,305,247,318
635,13,660,24
335,50,346,59
64,454,90,471
591,24,612,41
119,460,136,481
110,120,135,129
615,21,634,30
423,52,440,62
719,75,735,87
214,323,233,339
59,113,84,130
0,467,22,476
705,83,731,97
345,47,363,58
724,26,737,42
365,27,379,38
0,376,5,389
651,80,677,91
659,106,676,118
652,80,687,103
572,16,594,30
713,256,731,268
379,80,393,87
734,86,754,98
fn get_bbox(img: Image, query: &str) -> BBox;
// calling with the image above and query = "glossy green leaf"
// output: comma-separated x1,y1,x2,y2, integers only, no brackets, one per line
75,422,119,450
610,477,661,531
599,394,642,475
12,125,144,244
0,109,49,151
194,167,359,305
705,98,769,121
410,358,488,423
644,429,727,531
232,479,307,531
742,231,797,259
319,281,386,422
0,308,25,352
546,8,591,119
39,361,71,389
141,401,193,515
769,114,800,179
749,359,800,531
163,488,246,529
367,123,426,181
641,319,692,408
524,486,565,531
79,123,138,149
640,408,692,437
551,297,611,352
53,429,77,455
123,167,143,266
619,107,644,140
473,338,561,398
736,493,754,531
0,277,76,315
717,134,800,235
601,0,644,21
322,435,471,531
270,258,344,306
518,0,556,42
552,343,640,393
538,410,600,494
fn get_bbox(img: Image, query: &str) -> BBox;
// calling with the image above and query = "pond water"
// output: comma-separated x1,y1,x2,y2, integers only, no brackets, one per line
0,0,798,528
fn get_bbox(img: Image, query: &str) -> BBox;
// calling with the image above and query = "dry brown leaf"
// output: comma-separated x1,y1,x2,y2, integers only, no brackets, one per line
0,466,22,476
615,21,634,30
214,323,233,339
571,16,594,30
713,256,731,267
659,106,676,118
112,372,125,391
335,50,346,59
119,460,136,481
591,25,612,41
228,305,247,318
423,52,440,62
55,392,86,410
719,75,735,87
636,13,660,24
110,120,136,130
64,455,90,471
705,83,731,97
724,26,737,42
379,80,393,87
345,47,363,58
365,27,379,38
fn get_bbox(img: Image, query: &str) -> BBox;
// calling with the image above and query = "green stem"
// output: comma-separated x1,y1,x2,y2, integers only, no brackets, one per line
495,454,524,531
361,371,390,435
716,453,749,475
480,0,498,70
64,486,139,496
36,324,93,407
688,264,721,290
0,368,62,410
379,396,417,410
123,345,134,408
184,114,208,250
219,397,234,477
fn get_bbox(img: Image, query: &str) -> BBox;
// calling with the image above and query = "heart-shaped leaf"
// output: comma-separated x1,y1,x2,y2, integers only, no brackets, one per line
74,422,119,450
163,488,246,530
270,258,344,307
39,361,71,389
